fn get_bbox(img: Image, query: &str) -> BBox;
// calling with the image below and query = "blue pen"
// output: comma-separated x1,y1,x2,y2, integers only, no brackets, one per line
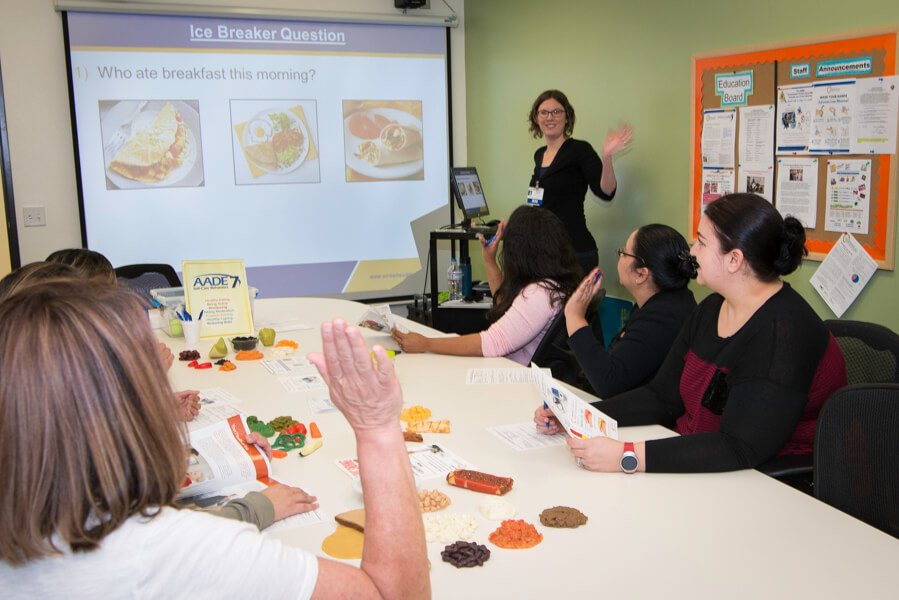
543,401,551,427
482,233,498,247
197,310,204,322
593,269,603,284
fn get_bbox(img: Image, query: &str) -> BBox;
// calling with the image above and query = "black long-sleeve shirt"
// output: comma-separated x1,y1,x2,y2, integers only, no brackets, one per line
530,138,614,253
569,287,696,399
595,284,847,473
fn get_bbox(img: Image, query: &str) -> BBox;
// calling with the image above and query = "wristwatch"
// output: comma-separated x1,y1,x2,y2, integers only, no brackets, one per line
620,442,639,474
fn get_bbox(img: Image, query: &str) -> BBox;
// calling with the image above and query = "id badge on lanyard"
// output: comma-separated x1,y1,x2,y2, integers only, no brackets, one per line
527,184,544,206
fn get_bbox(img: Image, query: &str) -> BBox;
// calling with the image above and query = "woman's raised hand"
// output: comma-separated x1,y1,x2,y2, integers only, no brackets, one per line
564,268,603,331
601,123,634,159
308,318,403,432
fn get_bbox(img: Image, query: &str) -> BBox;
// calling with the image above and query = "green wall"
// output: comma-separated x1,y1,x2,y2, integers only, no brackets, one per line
464,0,899,331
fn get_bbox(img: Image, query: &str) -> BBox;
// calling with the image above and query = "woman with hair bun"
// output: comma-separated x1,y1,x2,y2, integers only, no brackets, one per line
537,193,847,473
564,224,697,398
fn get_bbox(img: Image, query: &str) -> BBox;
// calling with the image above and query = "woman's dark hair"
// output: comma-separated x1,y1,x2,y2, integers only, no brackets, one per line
46,248,116,284
528,89,575,139
488,206,581,321
704,193,807,282
631,224,697,292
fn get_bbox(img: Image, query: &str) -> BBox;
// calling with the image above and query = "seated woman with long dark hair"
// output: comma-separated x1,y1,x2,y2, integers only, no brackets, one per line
392,205,581,365
564,224,697,398
0,278,429,598
537,193,847,473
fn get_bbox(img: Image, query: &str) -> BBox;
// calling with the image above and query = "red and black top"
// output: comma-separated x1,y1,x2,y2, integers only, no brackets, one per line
596,283,847,472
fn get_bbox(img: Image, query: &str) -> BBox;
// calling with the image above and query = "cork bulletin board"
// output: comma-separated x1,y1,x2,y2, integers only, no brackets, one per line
689,27,899,269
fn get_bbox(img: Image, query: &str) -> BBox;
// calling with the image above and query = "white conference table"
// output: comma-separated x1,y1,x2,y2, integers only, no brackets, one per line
162,297,899,599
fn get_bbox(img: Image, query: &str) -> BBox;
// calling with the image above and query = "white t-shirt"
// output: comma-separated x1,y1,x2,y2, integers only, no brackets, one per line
0,507,319,598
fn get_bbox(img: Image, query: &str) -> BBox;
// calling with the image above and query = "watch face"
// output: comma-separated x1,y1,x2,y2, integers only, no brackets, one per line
621,454,639,473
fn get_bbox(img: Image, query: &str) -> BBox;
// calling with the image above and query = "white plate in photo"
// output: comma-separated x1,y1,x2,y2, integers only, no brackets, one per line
241,108,309,175
102,100,204,189
343,108,424,179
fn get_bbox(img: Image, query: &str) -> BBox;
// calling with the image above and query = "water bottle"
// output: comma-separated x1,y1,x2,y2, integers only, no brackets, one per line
447,258,463,301
461,257,472,298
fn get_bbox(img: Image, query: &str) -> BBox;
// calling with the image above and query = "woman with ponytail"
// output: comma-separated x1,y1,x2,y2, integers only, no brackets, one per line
537,193,847,473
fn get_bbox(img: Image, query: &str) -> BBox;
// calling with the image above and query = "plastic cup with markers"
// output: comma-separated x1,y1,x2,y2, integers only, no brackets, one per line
178,309,203,344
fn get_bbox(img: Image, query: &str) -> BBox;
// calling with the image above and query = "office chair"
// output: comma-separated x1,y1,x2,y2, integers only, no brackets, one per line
814,383,899,538
530,291,604,389
115,263,182,305
759,320,899,495
824,319,899,384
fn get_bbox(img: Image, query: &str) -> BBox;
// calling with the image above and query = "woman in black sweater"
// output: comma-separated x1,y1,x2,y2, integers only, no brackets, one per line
565,224,697,398
527,89,633,273
536,194,847,474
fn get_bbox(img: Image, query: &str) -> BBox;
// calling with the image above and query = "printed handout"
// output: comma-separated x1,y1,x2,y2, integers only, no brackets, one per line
810,80,854,154
851,75,899,155
701,109,737,168
775,157,819,228
810,232,878,317
488,422,568,451
776,84,814,153
825,159,871,234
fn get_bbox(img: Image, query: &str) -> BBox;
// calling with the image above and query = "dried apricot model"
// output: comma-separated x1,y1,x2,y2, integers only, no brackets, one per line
488,519,543,549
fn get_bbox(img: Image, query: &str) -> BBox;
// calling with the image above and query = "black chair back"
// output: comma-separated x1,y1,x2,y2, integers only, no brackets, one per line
825,319,899,384
530,290,605,388
115,263,182,305
814,383,899,538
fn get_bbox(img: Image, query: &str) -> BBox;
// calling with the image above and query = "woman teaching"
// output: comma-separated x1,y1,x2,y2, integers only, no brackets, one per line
565,224,697,398
537,193,847,473
392,206,580,365
528,89,634,273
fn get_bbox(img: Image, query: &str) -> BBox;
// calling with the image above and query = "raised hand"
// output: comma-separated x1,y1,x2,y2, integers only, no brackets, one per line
601,123,634,159
309,318,403,432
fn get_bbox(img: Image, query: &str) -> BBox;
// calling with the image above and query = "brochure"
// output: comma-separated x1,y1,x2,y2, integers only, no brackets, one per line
531,363,618,440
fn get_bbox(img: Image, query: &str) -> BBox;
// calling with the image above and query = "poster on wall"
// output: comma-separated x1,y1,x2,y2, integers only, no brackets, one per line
775,157,819,228
776,84,814,153
700,168,735,209
810,232,877,317
810,80,854,154
824,159,872,234
701,109,736,168
851,75,899,154
737,104,775,201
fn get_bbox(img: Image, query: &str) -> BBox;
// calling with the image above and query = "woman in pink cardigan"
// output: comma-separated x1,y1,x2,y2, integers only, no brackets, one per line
392,206,580,365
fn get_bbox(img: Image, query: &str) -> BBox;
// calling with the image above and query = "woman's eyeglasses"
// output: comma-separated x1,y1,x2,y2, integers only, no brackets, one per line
616,248,644,265
537,109,565,118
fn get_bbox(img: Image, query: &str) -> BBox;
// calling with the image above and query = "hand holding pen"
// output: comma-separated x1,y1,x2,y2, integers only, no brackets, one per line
477,218,505,264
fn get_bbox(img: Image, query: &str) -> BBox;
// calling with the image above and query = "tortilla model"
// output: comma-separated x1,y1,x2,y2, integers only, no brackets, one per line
245,142,278,171
109,102,187,183
357,124,422,167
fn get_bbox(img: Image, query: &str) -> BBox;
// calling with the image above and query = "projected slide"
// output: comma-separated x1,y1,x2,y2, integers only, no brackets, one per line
66,12,449,297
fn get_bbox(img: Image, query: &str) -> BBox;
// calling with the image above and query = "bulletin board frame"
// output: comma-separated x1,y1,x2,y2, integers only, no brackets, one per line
689,26,899,270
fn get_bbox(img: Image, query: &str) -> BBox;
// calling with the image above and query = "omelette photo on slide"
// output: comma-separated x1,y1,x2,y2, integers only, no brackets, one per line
343,99,423,181
101,99,203,190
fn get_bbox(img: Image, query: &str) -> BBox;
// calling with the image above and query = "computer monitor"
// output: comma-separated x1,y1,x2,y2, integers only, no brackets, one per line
450,166,489,228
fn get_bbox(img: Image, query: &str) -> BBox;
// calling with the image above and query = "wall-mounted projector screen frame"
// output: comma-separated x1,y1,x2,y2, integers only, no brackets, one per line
62,8,453,299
